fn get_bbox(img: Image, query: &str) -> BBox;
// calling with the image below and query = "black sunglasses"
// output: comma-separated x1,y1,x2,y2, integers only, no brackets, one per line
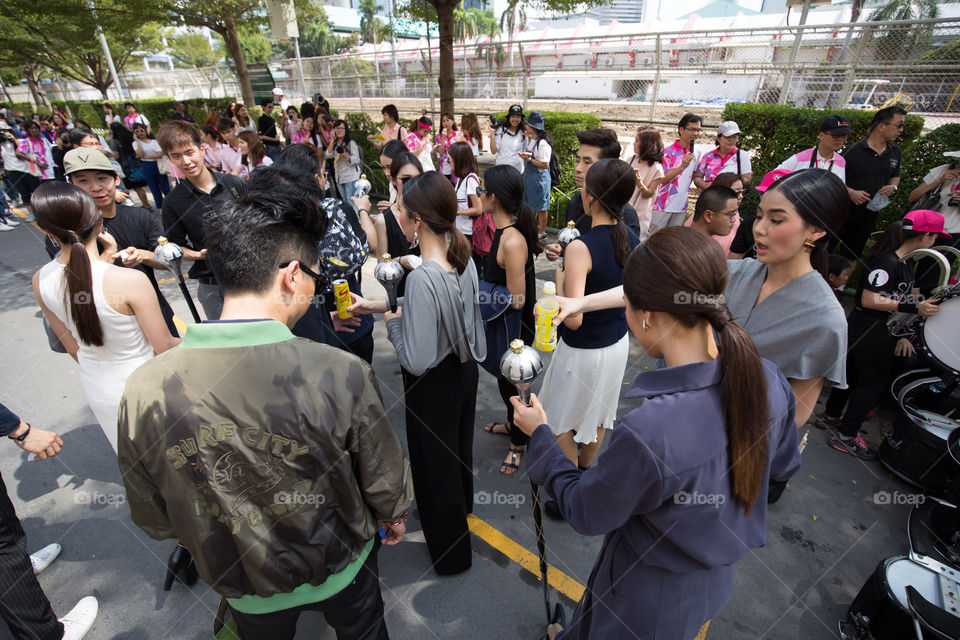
476,186,487,195
279,260,328,291
398,176,413,184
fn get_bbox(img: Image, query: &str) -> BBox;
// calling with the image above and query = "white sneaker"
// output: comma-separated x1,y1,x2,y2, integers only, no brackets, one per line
58,596,98,640
0,222,13,231
30,542,61,574
2,217,19,226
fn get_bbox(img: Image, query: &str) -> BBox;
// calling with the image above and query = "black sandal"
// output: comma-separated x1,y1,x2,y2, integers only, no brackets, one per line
484,421,510,435
500,446,523,475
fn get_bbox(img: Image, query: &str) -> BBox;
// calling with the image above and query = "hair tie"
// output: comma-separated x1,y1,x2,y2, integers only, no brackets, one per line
711,303,734,330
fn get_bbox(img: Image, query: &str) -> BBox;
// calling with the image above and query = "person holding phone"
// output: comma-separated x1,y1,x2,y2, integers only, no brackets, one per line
489,105,525,174
650,113,702,234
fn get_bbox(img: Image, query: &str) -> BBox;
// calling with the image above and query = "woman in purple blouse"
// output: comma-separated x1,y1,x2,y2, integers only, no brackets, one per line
513,227,801,640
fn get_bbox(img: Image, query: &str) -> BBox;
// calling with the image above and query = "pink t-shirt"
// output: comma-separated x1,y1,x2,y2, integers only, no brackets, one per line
775,147,846,182
655,140,700,213
219,143,242,174
628,157,664,227
17,136,54,180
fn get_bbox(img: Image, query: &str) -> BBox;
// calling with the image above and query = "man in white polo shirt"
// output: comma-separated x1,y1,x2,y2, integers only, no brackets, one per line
775,115,851,182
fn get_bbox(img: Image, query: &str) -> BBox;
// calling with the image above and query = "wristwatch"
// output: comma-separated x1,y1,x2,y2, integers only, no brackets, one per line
8,423,30,445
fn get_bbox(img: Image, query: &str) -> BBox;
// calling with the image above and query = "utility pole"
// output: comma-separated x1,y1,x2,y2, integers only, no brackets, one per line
293,36,308,100
87,0,126,100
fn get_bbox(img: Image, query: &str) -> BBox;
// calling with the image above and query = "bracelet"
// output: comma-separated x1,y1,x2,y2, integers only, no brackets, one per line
382,512,408,527
9,423,30,445
357,208,370,216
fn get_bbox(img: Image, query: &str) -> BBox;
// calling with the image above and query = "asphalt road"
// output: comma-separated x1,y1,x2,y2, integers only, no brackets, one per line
0,207,920,640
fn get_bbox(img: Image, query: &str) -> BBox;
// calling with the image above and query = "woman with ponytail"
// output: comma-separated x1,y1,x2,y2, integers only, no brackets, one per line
478,164,543,475
512,226,801,640
537,158,638,485
31,182,178,452
350,171,485,575
817,210,946,459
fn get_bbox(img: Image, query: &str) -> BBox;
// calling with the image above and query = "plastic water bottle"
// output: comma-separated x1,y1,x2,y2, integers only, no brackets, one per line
534,282,559,352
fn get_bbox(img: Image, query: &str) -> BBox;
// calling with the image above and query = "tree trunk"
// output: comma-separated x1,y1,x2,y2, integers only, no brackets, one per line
23,65,49,109
222,14,254,107
435,0,455,115
0,79,14,105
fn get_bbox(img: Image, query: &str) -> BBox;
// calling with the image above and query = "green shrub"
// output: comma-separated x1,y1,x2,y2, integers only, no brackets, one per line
75,103,103,129
720,102,925,227
495,110,602,229
344,111,390,198
65,97,235,131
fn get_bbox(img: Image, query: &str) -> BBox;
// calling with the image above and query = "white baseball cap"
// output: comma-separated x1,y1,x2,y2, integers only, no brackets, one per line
272,87,284,96
717,121,741,137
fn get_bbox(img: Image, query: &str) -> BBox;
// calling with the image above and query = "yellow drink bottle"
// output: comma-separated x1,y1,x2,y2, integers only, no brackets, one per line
534,281,559,352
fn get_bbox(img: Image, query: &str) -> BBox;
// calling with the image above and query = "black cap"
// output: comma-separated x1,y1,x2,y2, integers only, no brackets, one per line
507,104,524,117
821,115,852,134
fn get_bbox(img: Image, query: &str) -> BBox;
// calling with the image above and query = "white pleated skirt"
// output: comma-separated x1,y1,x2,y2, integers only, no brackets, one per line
538,333,630,444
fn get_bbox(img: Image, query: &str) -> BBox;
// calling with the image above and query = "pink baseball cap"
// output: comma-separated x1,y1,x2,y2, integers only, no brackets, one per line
755,168,792,192
903,209,951,238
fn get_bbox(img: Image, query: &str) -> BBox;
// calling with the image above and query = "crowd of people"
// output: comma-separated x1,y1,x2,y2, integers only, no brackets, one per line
0,93,958,640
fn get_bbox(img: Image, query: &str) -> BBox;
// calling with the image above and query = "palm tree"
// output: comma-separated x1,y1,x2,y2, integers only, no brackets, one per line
499,0,527,92
868,0,940,61
359,0,383,85
454,7,480,73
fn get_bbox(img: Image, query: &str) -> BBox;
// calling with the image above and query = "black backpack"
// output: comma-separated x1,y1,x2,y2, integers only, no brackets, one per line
536,138,561,186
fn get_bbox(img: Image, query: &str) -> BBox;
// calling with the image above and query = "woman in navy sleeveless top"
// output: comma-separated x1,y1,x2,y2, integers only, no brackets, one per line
538,158,639,471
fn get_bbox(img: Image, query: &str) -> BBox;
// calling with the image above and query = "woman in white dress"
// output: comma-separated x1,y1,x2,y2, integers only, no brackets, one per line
31,181,179,452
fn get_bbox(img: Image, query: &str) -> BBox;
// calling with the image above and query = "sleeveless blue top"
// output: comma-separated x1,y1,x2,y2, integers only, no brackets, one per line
561,223,638,349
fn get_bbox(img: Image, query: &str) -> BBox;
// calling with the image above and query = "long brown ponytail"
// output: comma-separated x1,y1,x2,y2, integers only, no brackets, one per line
624,227,769,513
400,171,472,274
32,181,104,346
584,158,635,268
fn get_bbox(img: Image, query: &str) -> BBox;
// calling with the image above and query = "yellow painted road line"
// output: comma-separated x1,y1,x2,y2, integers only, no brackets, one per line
173,315,188,334
158,277,176,284
467,514,710,639
467,513,585,603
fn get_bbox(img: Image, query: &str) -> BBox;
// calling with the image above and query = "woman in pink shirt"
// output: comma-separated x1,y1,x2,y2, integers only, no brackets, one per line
627,127,665,243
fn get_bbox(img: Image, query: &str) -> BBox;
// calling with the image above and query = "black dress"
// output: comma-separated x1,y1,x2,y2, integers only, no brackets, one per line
483,224,536,444
384,204,420,298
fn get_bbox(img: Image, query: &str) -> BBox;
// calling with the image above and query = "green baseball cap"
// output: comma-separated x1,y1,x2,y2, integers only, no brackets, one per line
64,148,116,176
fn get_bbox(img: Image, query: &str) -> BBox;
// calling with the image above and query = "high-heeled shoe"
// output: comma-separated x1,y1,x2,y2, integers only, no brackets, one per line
163,542,199,591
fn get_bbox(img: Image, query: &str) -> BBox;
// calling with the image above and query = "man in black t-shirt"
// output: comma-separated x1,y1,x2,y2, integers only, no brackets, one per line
63,148,178,336
257,99,282,161
832,106,905,261
544,128,640,261
157,121,246,320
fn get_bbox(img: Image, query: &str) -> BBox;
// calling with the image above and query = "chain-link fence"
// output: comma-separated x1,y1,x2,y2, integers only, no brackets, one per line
19,17,960,128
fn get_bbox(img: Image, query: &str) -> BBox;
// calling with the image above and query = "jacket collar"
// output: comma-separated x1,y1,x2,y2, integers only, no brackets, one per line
180,319,294,349
625,358,722,399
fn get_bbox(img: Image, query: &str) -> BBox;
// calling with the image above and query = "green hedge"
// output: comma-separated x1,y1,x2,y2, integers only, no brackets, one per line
720,103,925,228
344,110,391,198
495,110,603,228
3,97,235,130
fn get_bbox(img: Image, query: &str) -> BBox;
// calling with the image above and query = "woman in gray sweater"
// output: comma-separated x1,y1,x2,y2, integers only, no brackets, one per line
351,171,485,575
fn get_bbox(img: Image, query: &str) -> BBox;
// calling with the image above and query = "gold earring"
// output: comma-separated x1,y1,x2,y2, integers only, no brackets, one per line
803,239,816,252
